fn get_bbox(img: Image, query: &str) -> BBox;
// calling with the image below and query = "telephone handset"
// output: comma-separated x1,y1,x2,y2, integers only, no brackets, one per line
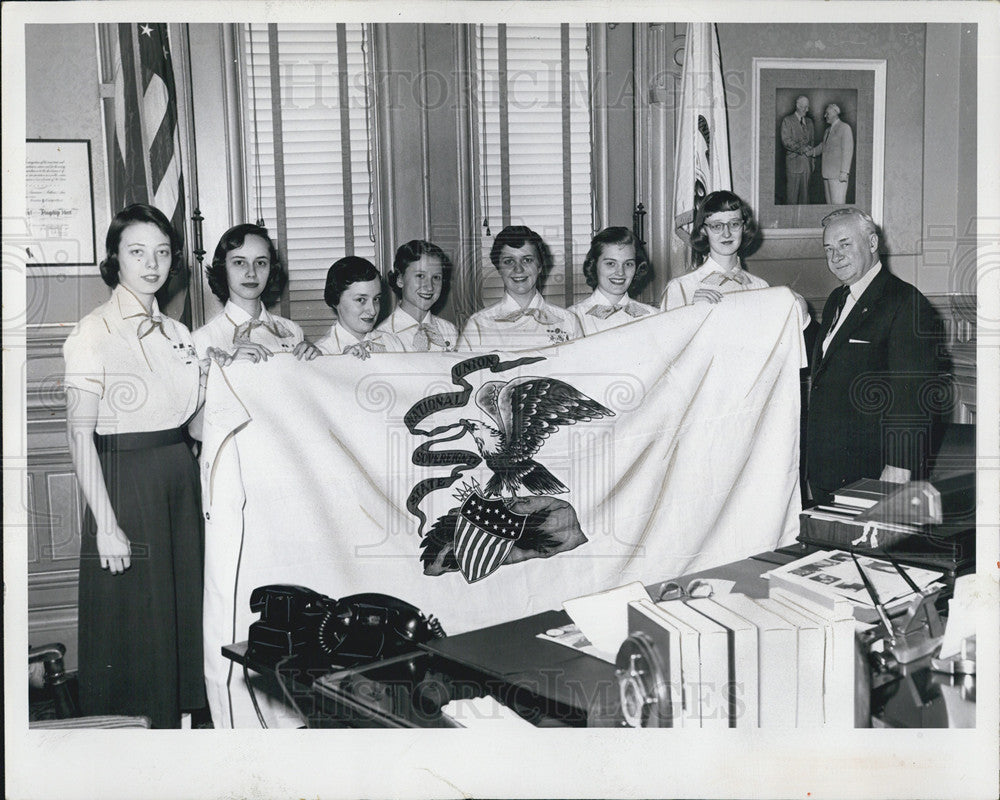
248,585,445,666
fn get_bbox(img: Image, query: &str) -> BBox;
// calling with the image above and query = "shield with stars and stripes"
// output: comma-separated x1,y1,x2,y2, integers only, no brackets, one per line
453,492,528,583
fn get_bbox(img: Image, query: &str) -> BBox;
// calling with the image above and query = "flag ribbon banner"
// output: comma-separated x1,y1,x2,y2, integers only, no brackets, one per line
200,288,805,726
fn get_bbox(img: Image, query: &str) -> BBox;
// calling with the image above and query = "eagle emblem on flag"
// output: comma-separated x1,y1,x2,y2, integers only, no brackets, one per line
405,355,611,584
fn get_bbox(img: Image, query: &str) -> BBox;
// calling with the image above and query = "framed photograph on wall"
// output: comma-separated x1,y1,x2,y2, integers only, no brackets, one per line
25,138,97,267
751,58,886,237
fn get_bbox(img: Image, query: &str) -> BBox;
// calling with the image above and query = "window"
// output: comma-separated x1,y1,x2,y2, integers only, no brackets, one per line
242,23,378,340
473,24,594,310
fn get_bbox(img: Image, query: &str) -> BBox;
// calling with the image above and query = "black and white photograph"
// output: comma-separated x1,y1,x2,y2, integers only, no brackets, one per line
3,2,998,799
753,56,886,233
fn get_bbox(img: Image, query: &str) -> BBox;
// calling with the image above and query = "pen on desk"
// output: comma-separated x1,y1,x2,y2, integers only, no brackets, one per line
884,551,922,595
850,551,895,641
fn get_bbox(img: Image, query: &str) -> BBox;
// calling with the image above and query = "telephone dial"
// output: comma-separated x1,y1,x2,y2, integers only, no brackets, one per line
248,585,445,667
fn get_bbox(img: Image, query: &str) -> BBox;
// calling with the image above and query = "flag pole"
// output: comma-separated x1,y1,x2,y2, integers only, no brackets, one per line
174,22,206,329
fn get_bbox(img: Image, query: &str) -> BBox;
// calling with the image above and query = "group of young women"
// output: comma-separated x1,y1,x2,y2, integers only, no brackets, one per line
62,189,799,727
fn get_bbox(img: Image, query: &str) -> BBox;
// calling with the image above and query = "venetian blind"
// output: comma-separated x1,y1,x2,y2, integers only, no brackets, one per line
243,23,376,340
475,24,594,311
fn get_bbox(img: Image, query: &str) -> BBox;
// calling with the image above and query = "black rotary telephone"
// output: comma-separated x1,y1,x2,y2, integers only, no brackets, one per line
247,585,445,667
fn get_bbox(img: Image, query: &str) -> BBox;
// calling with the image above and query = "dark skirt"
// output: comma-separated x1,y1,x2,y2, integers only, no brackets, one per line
77,429,205,728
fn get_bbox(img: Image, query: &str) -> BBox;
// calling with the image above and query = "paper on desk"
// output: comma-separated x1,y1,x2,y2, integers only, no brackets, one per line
938,573,977,659
535,623,616,664
562,581,651,655
441,696,535,729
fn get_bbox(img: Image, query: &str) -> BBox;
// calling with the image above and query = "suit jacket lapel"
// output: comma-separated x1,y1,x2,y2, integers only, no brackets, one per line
813,267,890,377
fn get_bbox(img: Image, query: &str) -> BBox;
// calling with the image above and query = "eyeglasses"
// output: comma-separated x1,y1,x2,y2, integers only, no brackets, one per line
704,220,744,235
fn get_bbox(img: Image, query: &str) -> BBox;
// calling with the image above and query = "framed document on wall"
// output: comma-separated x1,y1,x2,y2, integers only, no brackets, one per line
751,59,886,238
25,139,97,267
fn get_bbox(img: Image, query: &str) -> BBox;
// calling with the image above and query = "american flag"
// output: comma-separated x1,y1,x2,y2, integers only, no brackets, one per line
109,22,189,322
453,492,528,583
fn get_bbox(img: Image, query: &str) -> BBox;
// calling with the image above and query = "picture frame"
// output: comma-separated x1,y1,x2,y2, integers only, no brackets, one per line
751,58,886,238
25,138,97,268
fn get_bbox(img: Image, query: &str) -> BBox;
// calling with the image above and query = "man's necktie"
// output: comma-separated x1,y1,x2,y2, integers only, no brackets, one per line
233,317,293,344
827,285,850,333
494,306,559,325
411,322,448,351
586,302,651,320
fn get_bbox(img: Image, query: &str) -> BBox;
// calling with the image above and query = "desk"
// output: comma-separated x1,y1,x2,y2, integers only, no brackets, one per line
224,546,974,728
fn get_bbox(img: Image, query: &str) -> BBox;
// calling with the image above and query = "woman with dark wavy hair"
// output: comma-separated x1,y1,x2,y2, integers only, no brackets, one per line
193,223,318,364
569,226,658,335
314,256,405,358
62,203,206,727
661,190,769,311
457,224,582,350
376,239,458,351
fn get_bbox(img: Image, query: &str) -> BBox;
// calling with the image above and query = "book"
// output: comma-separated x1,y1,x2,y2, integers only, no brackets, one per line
652,601,704,728
833,478,899,509
758,597,825,727
627,599,684,726
687,597,759,729
707,593,797,728
767,586,861,728
658,599,732,730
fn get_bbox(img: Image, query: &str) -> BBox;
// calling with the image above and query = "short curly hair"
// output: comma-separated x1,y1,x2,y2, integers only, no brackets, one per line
99,204,182,288
688,191,760,265
323,256,381,309
387,240,453,300
489,225,552,275
206,223,286,306
582,227,651,297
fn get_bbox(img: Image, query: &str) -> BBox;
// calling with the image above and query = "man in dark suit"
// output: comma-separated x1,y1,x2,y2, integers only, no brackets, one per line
806,207,946,505
780,95,815,204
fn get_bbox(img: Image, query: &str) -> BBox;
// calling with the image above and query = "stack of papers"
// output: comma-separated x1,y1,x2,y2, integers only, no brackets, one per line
764,549,944,622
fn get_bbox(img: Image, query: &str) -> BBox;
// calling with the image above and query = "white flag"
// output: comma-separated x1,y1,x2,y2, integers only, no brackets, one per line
200,289,804,726
671,23,732,273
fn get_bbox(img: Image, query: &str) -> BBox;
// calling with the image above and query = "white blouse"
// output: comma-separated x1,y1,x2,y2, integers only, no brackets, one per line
662,256,770,311
314,322,406,355
62,285,201,434
569,289,659,336
192,301,304,359
376,306,459,352
456,292,583,351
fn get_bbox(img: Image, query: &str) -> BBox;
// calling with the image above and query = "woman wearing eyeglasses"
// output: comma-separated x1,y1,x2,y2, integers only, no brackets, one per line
662,190,771,311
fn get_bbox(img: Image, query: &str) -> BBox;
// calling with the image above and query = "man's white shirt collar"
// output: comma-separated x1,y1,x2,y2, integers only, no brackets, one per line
848,261,882,301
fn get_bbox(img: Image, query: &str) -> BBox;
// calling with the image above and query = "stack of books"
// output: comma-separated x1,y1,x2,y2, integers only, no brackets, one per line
624,585,866,728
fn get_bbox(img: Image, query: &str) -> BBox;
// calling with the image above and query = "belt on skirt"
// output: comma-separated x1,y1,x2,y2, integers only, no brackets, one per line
94,428,187,453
